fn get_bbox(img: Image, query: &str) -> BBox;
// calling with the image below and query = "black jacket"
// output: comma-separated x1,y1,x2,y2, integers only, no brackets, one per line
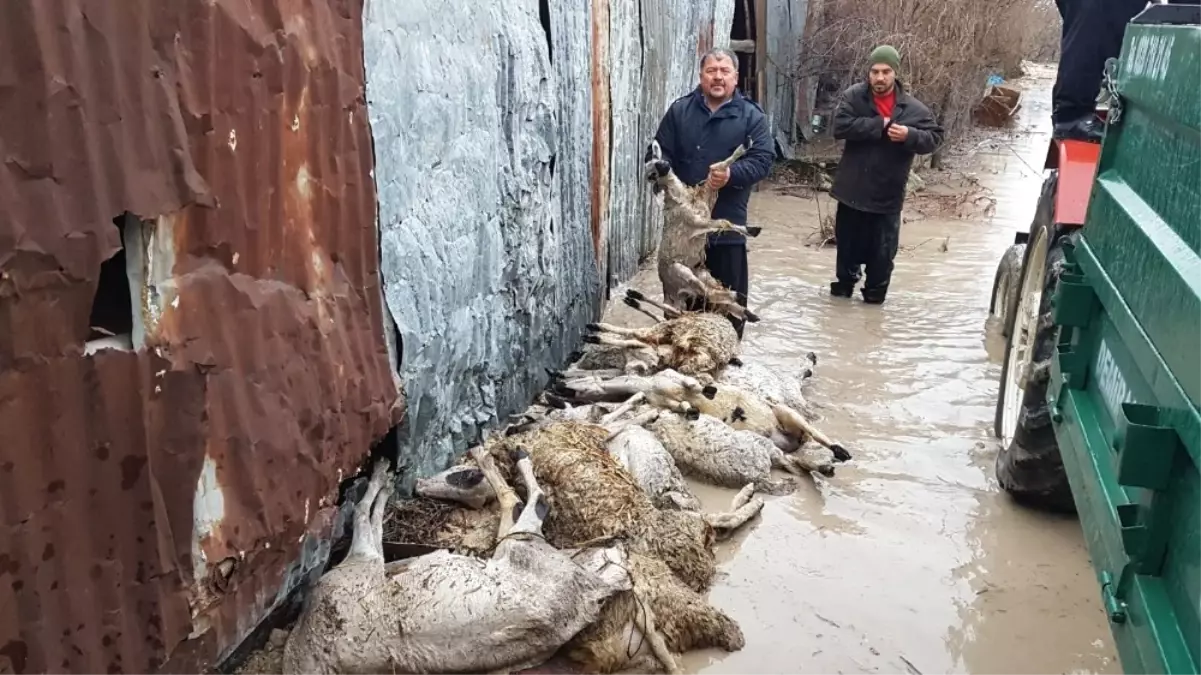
652,87,776,245
830,81,944,214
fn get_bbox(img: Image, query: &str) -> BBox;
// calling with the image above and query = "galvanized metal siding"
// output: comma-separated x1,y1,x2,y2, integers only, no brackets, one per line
0,1,400,673
364,0,600,482
605,0,718,286
606,0,648,284
763,0,808,146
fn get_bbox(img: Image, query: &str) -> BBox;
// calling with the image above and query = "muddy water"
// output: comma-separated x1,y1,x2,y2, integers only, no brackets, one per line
621,66,1119,674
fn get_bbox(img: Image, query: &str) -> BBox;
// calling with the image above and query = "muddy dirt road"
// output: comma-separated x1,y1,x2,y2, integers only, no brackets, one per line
606,65,1118,674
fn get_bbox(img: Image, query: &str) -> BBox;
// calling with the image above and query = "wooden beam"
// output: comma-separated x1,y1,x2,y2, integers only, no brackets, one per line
729,39,755,53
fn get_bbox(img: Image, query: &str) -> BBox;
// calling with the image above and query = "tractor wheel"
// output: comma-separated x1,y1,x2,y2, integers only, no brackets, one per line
993,172,1076,513
989,242,1026,338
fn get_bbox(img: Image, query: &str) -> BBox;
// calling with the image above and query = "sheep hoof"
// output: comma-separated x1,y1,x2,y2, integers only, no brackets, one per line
831,444,852,462
684,408,700,421
509,447,530,462
544,392,570,409
728,357,744,367
545,368,564,381
626,288,646,301
582,334,602,344
745,226,763,237
818,465,836,477
702,385,718,400
585,322,602,332
623,297,642,310
807,351,818,366
568,350,584,362
744,309,761,323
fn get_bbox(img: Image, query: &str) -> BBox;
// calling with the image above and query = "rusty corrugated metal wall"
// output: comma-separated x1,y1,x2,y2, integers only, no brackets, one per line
0,0,746,671
0,1,401,673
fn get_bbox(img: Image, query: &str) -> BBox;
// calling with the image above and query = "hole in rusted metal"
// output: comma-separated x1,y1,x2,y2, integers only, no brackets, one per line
85,214,137,354
538,0,552,62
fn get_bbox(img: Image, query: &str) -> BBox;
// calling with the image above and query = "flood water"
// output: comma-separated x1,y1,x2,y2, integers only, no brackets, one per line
608,65,1119,674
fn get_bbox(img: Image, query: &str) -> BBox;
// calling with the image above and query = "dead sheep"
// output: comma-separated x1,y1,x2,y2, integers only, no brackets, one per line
717,354,819,414
646,410,812,493
282,452,630,675
555,367,851,469
493,420,762,592
407,429,758,673
582,290,742,382
645,139,762,320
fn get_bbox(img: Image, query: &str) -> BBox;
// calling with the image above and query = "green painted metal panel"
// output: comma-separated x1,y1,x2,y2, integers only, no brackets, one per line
1048,9,1201,675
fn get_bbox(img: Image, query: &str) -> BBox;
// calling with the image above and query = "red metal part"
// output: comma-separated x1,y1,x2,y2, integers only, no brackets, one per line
0,1,402,673
1042,138,1102,227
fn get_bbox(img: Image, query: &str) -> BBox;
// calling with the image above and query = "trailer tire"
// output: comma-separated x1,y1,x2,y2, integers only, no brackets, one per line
993,173,1076,514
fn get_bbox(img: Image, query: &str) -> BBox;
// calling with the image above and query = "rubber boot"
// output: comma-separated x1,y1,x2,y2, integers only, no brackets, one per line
861,285,888,304
829,281,855,298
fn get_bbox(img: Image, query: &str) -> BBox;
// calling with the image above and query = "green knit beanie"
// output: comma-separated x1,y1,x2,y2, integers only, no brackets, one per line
870,45,901,72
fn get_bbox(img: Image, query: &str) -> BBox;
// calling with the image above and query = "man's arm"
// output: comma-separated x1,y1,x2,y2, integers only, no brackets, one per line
832,91,884,141
649,105,679,165
727,112,775,189
902,103,945,155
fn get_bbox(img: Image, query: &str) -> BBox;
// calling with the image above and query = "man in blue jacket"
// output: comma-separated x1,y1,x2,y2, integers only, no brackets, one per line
650,47,776,338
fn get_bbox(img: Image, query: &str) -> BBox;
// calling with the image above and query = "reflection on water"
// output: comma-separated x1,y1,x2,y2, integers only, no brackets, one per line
660,64,1118,674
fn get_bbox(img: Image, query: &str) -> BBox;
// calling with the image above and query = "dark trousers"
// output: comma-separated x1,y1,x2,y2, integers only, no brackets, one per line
684,242,749,338
834,202,900,296
1052,0,1148,124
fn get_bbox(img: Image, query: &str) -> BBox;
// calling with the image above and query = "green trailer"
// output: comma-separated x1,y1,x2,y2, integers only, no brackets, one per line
987,4,1200,673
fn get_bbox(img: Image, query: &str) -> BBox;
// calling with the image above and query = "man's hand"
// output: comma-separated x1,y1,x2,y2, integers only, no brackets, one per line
706,165,730,190
887,124,910,142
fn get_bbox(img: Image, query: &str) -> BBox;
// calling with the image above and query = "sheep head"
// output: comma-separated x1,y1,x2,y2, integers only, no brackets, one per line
415,464,496,510
644,140,671,193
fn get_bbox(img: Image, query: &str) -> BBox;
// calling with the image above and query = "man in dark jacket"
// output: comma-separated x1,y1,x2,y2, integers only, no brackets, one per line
651,47,776,337
829,45,943,304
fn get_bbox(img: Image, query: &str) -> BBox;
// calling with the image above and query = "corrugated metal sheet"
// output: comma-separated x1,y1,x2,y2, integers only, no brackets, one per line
365,0,601,486
607,0,648,285
713,0,737,50
605,0,718,286
763,0,809,147
0,0,401,673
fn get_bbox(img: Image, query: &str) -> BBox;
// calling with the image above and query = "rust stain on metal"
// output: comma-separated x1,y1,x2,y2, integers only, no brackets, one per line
0,1,401,673
591,0,613,280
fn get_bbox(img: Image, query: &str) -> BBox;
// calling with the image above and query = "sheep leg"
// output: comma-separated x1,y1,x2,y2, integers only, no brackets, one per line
604,408,661,440
703,218,762,239
711,142,749,170
631,592,683,675
704,484,764,536
470,446,520,543
622,296,666,323
345,457,393,562
625,289,683,319
772,404,852,462
586,322,654,341
600,392,647,425
507,449,549,537
551,367,624,381
582,333,653,352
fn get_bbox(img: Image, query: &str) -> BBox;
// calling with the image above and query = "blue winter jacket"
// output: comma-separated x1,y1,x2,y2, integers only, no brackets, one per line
651,87,776,245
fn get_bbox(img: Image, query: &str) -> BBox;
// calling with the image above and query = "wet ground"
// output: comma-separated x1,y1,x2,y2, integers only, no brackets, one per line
605,64,1119,674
